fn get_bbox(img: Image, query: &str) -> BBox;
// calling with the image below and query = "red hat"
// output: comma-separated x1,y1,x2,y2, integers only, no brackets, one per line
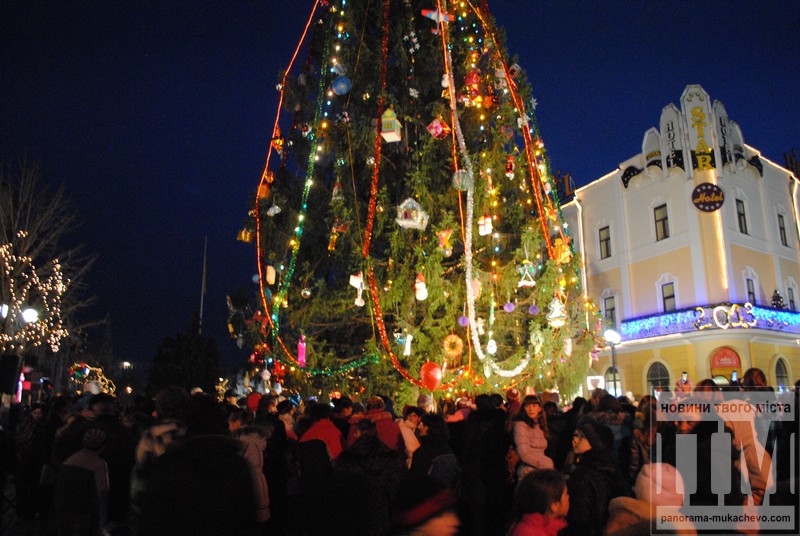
247,392,262,413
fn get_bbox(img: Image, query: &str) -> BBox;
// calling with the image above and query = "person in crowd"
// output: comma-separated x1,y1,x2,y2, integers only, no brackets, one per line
327,418,406,535
605,462,695,535
130,386,189,521
136,434,259,536
348,395,403,452
276,399,298,441
674,371,694,395
578,393,632,469
330,395,354,438
458,394,513,536
235,425,271,532
561,421,630,536
507,469,569,536
398,405,424,466
51,428,110,535
445,397,473,423
417,393,436,415
657,396,745,507
299,401,343,461
506,388,522,417
14,402,49,520
543,401,568,470
391,474,460,536
228,407,254,434
410,413,460,490
83,393,136,527
513,395,554,480
254,393,290,535
628,394,657,483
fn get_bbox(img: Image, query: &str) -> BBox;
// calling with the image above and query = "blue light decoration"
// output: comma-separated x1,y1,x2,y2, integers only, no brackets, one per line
620,303,800,342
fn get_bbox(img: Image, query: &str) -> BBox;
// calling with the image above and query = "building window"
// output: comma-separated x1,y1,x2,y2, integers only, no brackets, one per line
599,226,611,259
778,214,788,247
662,282,676,312
654,204,669,241
647,362,670,395
775,358,789,391
736,199,748,235
789,288,796,311
605,367,621,397
746,278,756,304
603,296,616,326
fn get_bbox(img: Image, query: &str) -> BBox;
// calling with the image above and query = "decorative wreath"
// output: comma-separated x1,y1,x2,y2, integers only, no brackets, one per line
443,334,464,359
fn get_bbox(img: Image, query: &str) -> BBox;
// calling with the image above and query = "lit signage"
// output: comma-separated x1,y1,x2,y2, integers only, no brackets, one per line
691,183,724,212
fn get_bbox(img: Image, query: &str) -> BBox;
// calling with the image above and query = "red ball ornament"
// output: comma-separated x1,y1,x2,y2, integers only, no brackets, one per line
420,361,443,391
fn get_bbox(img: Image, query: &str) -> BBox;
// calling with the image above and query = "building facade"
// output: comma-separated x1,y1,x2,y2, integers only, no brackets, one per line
562,85,800,398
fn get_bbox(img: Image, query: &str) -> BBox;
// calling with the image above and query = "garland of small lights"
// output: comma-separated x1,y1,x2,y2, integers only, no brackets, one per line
68,362,116,395
0,237,68,353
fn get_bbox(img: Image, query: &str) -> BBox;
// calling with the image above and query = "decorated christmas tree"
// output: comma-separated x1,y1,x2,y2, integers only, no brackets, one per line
234,0,603,401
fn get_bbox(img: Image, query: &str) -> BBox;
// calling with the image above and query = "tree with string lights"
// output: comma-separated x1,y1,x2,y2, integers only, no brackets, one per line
236,0,603,401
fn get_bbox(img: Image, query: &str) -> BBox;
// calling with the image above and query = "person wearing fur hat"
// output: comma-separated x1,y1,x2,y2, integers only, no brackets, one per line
561,421,630,536
605,462,695,535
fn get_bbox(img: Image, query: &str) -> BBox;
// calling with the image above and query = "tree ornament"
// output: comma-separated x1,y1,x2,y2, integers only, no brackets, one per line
553,237,572,264
528,304,540,315
547,295,567,328
331,76,352,95
564,337,573,356
328,218,350,251
443,334,464,360
458,315,469,327
437,229,453,257
478,215,493,236
441,74,449,88
266,203,282,217
486,337,498,355
380,108,402,143
414,273,428,301
349,271,365,307
396,198,430,230
517,260,536,287
503,302,515,313
335,111,350,124
332,181,344,201
452,169,473,191
426,118,452,139
471,278,481,300
420,361,443,391
404,332,414,356
237,229,254,243
301,288,312,298
266,265,277,285
297,334,306,367
505,155,515,179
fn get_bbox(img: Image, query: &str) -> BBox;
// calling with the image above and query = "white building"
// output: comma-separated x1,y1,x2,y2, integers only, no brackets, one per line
562,85,800,398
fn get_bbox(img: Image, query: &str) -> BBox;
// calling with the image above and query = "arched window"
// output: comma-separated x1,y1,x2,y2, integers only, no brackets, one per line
775,358,789,391
604,367,621,397
647,362,670,395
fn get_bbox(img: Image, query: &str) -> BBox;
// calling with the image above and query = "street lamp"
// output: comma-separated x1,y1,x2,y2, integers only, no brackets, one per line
604,328,622,396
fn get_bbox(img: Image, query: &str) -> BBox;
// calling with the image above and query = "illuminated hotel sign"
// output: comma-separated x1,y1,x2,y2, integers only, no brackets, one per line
682,86,716,171
691,183,724,212
620,303,800,341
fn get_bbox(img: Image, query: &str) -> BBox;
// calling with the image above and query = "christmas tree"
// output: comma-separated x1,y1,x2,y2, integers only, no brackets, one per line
235,0,603,401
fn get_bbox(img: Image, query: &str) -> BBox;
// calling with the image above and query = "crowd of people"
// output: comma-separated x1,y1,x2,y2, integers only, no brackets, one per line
0,366,796,535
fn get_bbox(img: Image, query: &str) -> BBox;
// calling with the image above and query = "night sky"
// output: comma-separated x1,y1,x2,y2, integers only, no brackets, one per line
1,1,797,371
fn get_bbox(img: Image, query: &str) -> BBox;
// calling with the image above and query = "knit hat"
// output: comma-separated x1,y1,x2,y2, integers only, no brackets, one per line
577,420,614,450
506,387,521,402
82,428,107,450
246,392,262,413
635,463,685,507
393,475,457,528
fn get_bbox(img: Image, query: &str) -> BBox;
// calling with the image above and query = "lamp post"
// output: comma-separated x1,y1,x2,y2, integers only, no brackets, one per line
604,328,621,396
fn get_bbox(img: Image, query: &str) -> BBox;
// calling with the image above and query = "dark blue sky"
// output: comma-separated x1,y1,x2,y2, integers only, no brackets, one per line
1,1,797,370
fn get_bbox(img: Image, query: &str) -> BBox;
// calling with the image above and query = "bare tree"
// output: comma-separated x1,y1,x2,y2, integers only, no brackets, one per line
1,157,99,357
